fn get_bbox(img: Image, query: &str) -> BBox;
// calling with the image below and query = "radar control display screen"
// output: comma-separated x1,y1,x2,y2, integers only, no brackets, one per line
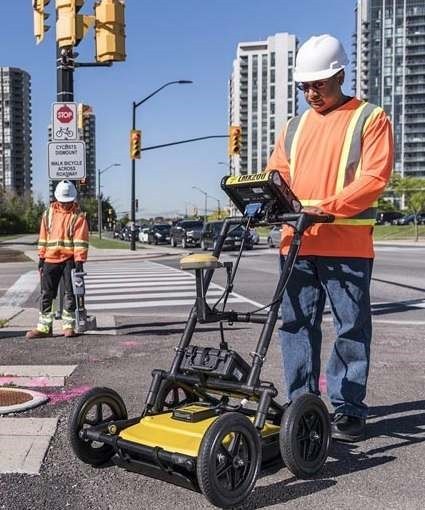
221,170,302,220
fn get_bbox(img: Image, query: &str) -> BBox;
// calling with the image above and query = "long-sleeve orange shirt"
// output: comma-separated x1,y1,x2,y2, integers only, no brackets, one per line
266,97,394,258
37,202,89,263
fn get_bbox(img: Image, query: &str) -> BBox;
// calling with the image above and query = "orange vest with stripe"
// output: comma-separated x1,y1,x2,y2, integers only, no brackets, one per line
37,202,89,263
266,97,394,258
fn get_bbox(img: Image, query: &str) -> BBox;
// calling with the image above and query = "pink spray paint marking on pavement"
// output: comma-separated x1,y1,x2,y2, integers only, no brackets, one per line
120,340,140,348
319,374,327,394
0,376,55,387
48,385,92,405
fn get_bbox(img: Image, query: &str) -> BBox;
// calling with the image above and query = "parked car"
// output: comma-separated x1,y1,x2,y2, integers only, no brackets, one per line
397,212,425,225
375,211,404,225
147,224,171,244
138,227,150,243
200,221,253,251
170,220,204,248
267,226,282,248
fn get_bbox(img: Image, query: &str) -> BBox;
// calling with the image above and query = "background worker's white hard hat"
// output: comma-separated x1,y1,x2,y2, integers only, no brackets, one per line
54,180,77,202
294,34,349,82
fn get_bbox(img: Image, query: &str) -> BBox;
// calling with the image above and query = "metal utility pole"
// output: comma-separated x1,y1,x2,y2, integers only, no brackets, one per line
192,186,208,222
97,163,121,239
129,80,193,250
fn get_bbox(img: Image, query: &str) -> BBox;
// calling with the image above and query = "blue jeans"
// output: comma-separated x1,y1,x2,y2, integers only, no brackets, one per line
279,256,373,418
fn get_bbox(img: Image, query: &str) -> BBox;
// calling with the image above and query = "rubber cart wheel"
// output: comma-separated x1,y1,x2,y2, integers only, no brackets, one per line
279,393,330,478
197,412,261,509
152,380,198,413
68,387,127,466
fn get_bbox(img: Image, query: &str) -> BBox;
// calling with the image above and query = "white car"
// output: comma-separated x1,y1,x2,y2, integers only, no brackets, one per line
267,226,282,248
138,227,150,243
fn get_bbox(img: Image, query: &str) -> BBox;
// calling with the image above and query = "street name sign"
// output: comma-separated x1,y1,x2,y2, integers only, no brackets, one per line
48,141,86,180
52,102,78,140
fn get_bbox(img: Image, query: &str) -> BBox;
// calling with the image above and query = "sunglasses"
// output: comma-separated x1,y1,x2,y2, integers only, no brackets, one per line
296,79,330,93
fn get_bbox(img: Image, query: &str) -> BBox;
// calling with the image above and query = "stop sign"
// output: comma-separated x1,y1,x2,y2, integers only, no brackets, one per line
57,105,74,124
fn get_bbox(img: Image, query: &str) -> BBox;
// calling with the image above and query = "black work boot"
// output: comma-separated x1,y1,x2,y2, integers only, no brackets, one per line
332,414,366,442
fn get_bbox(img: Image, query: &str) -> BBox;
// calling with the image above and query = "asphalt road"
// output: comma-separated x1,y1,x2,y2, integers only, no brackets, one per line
0,243,424,509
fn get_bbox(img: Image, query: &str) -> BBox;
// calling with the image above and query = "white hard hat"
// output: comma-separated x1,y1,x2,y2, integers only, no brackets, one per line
294,34,349,82
54,180,77,202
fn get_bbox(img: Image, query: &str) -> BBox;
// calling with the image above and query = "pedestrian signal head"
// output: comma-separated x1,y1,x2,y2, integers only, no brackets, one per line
55,180,78,202
33,0,51,45
130,130,142,160
228,126,242,156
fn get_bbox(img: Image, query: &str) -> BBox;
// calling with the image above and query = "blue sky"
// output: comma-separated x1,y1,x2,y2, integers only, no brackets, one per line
1,0,356,217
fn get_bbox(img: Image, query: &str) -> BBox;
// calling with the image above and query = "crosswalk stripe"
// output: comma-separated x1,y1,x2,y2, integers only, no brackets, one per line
87,297,245,311
85,290,225,302
84,260,251,310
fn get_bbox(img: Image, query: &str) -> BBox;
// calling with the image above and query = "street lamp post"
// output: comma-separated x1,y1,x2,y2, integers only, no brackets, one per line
192,186,208,222
130,80,193,250
208,194,221,219
97,163,121,239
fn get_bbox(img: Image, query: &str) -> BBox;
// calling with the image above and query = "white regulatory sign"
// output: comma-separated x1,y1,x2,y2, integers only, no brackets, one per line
52,102,78,140
48,141,86,180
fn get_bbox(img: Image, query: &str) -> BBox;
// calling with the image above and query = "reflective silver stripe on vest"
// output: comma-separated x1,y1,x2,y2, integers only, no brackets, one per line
284,115,303,162
342,103,381,189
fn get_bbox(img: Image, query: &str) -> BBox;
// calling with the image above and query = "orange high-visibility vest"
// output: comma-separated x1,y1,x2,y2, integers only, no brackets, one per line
266,97,394,258
37,202,89,263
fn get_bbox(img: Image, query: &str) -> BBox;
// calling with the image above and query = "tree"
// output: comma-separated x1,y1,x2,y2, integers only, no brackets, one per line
394,177,425,241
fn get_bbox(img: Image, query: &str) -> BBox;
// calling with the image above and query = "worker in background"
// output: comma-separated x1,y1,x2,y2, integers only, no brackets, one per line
26,180,89,339
266,34,393,442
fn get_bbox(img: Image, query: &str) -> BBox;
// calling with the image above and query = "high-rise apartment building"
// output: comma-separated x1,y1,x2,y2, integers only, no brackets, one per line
48,103,96,201
0,67,32,195
229,33,298,177
353,0,425,177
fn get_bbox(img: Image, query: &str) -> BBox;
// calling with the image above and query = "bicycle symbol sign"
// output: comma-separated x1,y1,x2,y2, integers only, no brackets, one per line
52,102,78,141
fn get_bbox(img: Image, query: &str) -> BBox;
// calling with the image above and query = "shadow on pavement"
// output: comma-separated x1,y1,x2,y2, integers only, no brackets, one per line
243,478,337,509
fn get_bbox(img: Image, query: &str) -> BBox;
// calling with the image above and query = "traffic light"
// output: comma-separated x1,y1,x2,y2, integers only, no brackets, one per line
130,130,141,160
95,0,126,63
33,0,51,45
56,0,94,48
228,125,242,156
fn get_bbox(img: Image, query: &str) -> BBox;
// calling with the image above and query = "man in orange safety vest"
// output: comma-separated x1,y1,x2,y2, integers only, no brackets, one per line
266,34,393,442
26,180,89,339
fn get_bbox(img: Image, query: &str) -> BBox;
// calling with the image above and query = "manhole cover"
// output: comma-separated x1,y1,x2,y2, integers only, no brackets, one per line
0,388,48,415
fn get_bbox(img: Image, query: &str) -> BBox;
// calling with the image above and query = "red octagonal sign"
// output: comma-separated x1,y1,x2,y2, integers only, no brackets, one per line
57,105,74,124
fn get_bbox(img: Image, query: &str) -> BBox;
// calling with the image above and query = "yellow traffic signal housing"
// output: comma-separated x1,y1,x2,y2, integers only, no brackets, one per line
33,0,51,45
56,0,94,48
130,130,142,160
228,125,242,156
95,0,126,63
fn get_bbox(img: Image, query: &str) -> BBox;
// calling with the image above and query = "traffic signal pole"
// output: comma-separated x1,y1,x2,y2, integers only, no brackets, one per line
56,45,74,103
130,101,137,251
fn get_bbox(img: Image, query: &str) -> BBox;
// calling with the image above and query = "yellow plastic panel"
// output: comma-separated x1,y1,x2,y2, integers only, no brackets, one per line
119,412,218,457
119,412,280,457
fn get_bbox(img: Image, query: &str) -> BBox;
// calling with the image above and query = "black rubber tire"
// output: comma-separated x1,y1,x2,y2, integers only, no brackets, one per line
152,380,197,413
197,412,261,509
68,387,127,466
279,393,330,478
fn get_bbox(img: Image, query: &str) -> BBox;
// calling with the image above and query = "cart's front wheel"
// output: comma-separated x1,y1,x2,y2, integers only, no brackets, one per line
279,393,330,478
152,380,198,413
197,412,261,509
68,387,127,466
